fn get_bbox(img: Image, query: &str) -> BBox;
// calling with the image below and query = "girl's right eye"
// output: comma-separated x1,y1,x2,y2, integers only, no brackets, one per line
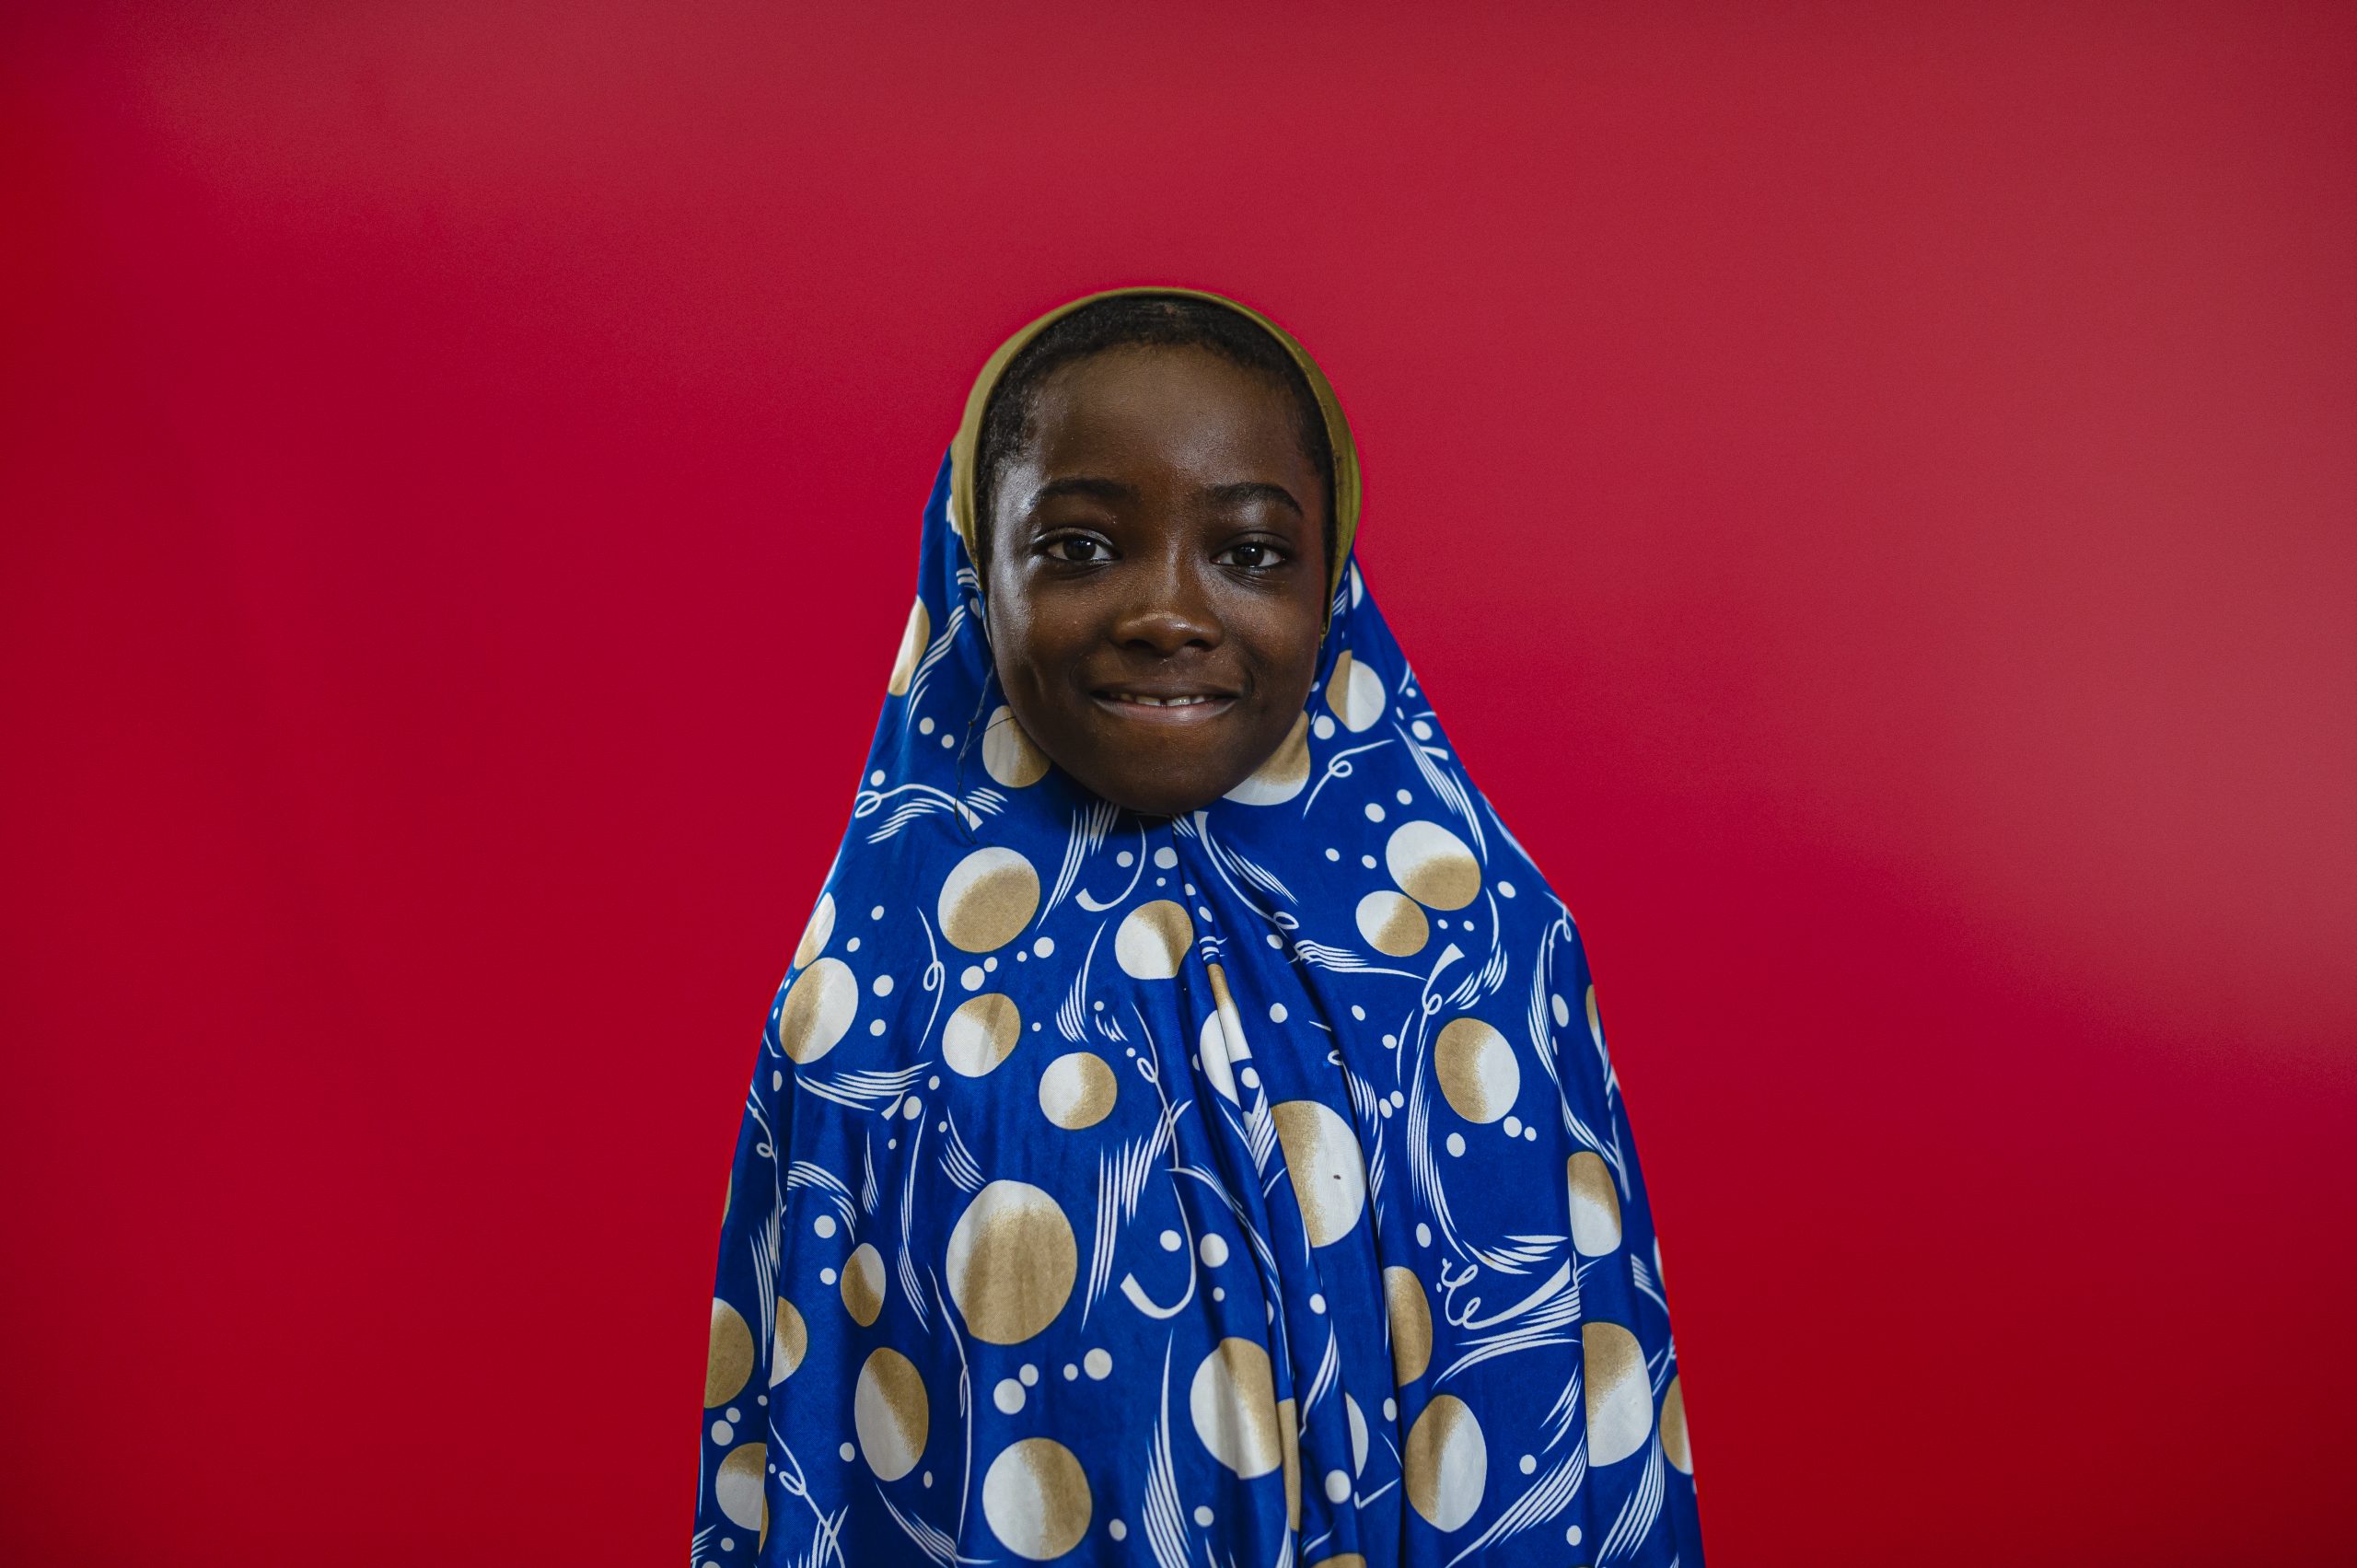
1045,535,1109,563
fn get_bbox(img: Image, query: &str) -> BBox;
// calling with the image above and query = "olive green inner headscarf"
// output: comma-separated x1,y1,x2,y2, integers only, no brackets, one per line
948,286,1363,598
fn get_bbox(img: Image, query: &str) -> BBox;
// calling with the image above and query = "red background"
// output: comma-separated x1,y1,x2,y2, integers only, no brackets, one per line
5,4,2353,1563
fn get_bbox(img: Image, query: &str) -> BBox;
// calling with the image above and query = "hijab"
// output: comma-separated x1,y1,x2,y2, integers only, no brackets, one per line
694,288,1701,1567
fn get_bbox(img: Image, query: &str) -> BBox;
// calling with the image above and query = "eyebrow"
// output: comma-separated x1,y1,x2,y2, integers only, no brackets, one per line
1023,476,1134,511
1205,481,1304,517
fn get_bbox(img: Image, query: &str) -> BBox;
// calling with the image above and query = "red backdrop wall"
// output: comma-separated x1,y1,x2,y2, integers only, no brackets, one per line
5,3,2353,1563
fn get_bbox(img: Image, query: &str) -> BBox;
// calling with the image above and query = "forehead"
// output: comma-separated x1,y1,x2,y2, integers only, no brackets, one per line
1018,344,1316,478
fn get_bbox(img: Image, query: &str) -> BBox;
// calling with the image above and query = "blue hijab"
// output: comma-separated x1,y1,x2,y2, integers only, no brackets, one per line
694,293,1701,1568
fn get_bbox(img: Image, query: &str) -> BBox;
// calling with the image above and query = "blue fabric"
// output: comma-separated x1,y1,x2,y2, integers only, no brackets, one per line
693,459,1701,1567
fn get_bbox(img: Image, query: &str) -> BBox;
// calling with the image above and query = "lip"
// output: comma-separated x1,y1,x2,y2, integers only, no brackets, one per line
1090,683,1240,726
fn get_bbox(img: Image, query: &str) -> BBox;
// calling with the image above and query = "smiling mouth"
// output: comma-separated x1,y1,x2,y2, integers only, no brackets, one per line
1093,689,1239,723
1111,692,1220,706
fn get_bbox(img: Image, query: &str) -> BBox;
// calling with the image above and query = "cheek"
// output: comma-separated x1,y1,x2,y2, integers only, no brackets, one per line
1246,599,1329,699
984,597,1034,699
983,563,1037,662
987,588,1078,703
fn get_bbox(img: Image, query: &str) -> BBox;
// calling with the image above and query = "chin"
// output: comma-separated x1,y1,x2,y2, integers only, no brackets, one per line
1083,766,1235,819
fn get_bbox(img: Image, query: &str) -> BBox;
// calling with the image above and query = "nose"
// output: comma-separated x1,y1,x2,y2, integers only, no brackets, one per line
1110,549,1222,656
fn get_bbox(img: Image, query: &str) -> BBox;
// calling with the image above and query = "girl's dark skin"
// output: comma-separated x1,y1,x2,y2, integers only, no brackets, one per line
983,343,1330,818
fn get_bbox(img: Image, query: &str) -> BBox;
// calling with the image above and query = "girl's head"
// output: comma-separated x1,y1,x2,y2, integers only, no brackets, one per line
968,293,1342,817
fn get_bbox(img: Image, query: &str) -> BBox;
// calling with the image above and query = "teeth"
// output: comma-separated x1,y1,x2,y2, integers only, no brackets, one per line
1118,693,1215,706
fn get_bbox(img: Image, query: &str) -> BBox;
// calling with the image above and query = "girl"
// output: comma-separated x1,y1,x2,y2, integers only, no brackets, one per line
692,288,1700,1567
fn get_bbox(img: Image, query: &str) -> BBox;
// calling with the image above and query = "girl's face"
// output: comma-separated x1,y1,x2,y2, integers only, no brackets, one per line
983,343,1331,817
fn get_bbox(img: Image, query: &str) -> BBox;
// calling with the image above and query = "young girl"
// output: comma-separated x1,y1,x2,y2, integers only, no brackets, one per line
692,288,1701,1567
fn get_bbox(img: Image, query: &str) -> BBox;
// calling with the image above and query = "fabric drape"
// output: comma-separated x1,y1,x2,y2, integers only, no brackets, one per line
693,305,1701,1568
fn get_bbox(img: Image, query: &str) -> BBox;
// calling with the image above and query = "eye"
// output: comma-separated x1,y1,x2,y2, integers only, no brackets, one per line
1040,533,1110,564
1216,539,1288,572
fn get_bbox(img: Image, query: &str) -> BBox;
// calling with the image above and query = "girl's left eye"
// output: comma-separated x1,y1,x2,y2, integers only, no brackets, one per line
1220,541,1284,570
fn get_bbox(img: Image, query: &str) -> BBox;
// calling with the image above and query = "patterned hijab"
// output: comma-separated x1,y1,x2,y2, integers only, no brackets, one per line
694,289,1701,1567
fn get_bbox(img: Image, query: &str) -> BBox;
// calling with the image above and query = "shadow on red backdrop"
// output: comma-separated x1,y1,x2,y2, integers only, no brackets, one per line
4,2,2352,1563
